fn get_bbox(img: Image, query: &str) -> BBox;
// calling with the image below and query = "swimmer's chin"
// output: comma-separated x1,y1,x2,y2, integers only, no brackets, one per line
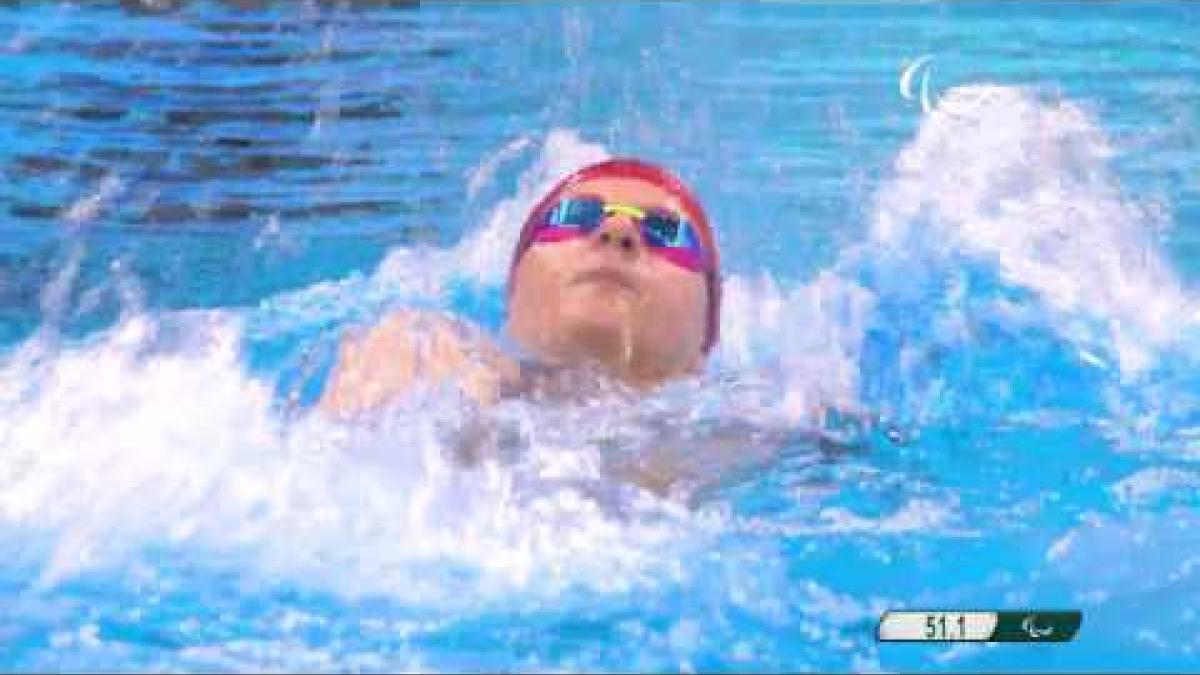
519,308,628,366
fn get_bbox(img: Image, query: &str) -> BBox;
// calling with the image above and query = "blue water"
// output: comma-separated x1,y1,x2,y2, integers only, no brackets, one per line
2,1,1199,671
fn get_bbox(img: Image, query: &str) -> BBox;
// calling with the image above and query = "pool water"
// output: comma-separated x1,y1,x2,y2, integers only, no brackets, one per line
1,1,1199,671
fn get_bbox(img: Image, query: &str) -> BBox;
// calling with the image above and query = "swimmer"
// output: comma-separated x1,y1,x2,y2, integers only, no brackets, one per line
318,158,850,496
320,158,720,415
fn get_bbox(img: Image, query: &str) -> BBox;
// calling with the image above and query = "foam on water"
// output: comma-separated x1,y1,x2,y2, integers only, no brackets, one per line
833,84,1200,441
871,85,1195,372
0,314,723,593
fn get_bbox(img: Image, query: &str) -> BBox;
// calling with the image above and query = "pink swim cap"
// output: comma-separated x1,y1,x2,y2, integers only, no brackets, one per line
508,158,721,352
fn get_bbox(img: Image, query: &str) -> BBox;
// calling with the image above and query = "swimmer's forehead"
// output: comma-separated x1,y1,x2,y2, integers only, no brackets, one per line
562,176,696,220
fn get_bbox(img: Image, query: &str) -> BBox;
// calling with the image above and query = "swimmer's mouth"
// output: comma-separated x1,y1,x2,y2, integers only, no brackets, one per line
571,267,638,292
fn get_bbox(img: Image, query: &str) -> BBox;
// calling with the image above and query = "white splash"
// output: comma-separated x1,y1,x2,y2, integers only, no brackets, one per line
717,270,875,424
0,307,709,599
869,84,1197,376
61,174,124,227
465,133,535,201
451,128,609,287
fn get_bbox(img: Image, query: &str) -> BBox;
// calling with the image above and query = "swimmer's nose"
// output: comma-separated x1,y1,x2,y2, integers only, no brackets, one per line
592,213,641,255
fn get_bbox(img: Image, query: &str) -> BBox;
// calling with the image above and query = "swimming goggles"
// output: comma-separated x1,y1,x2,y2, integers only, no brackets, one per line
533,195,711,272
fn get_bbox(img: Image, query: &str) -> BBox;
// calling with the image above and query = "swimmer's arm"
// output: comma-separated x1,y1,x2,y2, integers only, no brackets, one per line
318,309,521,417
608,404,894,500
605,427,783,500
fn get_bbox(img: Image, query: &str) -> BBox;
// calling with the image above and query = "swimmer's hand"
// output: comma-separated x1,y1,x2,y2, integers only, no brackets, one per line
318,309,521,417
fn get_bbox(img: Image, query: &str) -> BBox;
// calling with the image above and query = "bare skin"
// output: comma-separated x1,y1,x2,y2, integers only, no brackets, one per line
318,309,521,415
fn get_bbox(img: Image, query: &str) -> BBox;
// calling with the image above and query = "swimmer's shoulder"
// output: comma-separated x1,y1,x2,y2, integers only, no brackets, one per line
320,309,524,416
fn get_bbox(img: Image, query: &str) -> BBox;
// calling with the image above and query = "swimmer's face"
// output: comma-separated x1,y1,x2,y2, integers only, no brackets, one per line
507,176,710,386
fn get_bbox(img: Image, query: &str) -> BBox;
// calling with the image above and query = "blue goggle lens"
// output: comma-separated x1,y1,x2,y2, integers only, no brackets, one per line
547,197,605,231
545,197,699,250
641,210,687,248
